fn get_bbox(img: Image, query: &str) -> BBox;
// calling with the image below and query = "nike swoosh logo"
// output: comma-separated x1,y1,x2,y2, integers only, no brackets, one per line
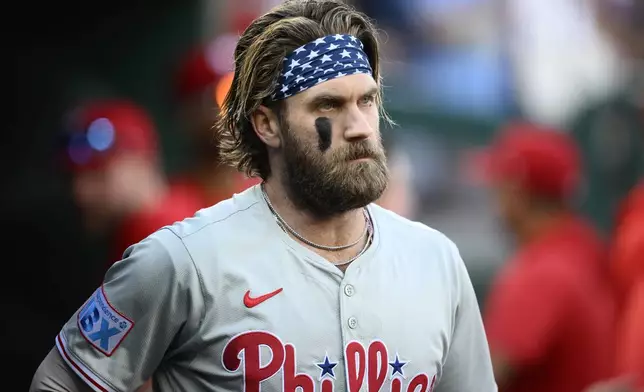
243,288,283,308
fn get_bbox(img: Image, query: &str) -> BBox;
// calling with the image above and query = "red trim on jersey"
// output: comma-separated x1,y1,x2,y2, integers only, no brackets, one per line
56,334,109,392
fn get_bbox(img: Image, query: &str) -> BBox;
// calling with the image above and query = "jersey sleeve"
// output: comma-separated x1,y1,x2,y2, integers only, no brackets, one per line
437,239,497,392
56,228,204,392
483,261,571,368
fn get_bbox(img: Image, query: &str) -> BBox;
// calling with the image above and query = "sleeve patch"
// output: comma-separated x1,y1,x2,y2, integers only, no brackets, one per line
77,288,134,356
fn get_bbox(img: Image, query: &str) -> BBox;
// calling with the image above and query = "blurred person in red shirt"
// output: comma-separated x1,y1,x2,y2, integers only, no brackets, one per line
172,33,260,208
481,122,617,392
63,100,202,266
585,141,644,392
586,184,644,392
584,187,644,389
611,184,644,387
583,1,644,390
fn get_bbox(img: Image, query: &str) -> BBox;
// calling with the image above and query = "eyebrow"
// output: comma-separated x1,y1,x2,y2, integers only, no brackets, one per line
308,86,379,107
361,86,379,98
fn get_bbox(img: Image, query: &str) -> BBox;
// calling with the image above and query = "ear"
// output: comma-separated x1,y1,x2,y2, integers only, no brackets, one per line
250,105,282,149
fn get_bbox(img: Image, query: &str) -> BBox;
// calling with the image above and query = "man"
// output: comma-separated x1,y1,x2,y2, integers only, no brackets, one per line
62,99,202,265
30,1,496,391
582,1,644,391
482,122,616,392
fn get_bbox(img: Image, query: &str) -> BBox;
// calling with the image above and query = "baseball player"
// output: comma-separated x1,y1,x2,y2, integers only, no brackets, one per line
30,1,496,391
583,1,644,391
482,123,616,392
62,100,203,266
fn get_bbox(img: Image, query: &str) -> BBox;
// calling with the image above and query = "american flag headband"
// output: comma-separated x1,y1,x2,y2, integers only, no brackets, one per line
271,34,373,101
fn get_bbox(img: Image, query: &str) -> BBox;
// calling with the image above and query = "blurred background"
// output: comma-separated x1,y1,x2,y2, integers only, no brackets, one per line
6,0,644,388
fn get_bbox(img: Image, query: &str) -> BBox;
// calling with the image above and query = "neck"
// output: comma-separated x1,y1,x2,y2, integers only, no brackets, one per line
262,178,367,247
517,208,568,246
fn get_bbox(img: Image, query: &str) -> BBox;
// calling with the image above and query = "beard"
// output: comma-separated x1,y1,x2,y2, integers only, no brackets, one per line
280,124,389,219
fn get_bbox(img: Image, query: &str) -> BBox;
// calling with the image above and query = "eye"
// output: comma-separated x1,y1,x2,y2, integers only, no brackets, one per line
318,101,338,112
359,95,375,106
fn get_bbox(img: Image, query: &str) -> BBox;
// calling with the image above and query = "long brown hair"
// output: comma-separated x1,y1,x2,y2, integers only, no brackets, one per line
215,0,390,180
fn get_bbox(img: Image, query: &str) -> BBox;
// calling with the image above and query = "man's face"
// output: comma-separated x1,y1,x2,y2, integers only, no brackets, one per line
277,74,389,218
72,154,155,233
73,169,114,233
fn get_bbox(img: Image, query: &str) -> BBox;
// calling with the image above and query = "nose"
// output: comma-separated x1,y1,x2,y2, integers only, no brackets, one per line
342,105,376,142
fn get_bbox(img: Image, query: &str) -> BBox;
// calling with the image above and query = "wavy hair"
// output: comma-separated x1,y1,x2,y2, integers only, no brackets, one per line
215,0,390,180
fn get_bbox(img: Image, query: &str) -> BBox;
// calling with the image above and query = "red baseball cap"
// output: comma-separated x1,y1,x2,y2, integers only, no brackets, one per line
62,100,159,172
480,122,582,199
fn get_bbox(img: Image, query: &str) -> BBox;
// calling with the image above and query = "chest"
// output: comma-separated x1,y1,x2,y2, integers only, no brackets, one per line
179,248,454,392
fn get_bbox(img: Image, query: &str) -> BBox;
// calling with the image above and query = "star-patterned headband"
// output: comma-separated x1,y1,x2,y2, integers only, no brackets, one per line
271,34,373,101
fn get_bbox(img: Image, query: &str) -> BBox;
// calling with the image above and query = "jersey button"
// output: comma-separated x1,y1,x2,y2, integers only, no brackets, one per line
348,316,358,329
344,284,355,297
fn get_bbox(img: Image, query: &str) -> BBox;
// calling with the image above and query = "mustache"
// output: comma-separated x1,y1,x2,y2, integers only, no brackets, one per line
336,141,384,161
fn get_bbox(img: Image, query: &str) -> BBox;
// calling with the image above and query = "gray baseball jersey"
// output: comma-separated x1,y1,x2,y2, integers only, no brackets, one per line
57,185,496,392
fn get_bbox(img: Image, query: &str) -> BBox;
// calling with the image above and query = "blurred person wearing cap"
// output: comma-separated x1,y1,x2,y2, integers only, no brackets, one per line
481,122,616,392
63,100,201,265
583,1,644,390
172,35,260,209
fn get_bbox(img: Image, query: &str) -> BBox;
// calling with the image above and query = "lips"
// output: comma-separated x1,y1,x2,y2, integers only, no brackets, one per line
349,156,373,162
346,149,377,161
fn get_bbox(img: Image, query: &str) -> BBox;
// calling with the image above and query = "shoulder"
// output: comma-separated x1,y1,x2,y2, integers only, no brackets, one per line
130,186,268,275
165,186,262,238
163,187,265,256
371,203,461,253
370,204,467,279
115,228,197,292
112,187,262,291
